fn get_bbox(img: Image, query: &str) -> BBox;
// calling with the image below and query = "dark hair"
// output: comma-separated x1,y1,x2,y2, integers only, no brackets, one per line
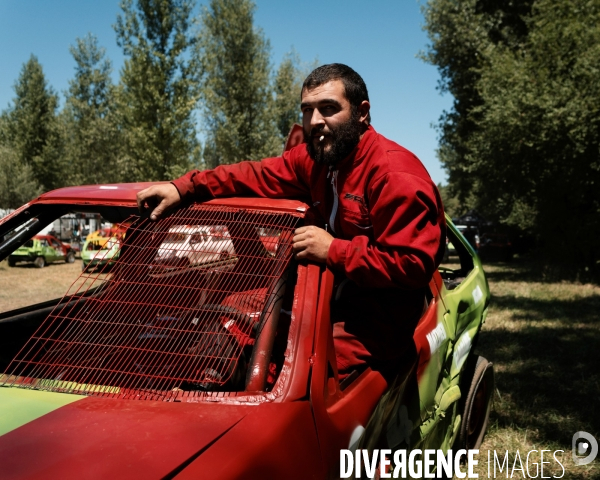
302,63,371,124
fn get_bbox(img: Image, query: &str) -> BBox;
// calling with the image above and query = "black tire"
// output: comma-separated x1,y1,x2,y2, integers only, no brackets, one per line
34,256,46,269
66,251,76,263
7,256,16,267
457,355,494,450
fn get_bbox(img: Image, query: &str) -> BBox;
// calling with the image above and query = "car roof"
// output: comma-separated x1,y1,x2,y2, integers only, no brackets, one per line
30,183,309,216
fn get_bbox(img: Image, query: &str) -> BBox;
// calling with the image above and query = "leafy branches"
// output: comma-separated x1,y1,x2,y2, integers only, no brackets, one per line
423,0,600,275
115,0,201,181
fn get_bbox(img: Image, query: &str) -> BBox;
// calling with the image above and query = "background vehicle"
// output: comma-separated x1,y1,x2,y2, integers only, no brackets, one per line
81,234,123,271
0,184,492,479
7,234,75,268
153,224,235,268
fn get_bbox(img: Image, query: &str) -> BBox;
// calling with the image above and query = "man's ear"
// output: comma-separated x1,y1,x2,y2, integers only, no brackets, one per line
358,100,371,126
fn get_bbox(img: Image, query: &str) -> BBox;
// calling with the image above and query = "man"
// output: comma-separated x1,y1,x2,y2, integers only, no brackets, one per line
138,64,446,381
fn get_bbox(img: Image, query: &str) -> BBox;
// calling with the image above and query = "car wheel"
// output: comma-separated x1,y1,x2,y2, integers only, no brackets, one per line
66,251,76,263
457,355,494,450
34,256,46,268
7,256,16,267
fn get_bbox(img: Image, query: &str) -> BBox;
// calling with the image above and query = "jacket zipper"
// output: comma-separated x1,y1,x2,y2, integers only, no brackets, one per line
327,167,339,234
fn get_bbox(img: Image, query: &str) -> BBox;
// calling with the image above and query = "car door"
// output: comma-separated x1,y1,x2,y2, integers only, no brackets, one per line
48,237,65,262
309,266,388,473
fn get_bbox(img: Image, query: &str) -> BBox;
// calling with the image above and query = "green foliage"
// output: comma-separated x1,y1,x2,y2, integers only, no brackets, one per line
197,0,280,167
1,1,311,193
115,0,201,181
436,183,462,218
0,144,42,208
423,0,600,275
61,34,122,185
1,55,64,191
273,50,303,140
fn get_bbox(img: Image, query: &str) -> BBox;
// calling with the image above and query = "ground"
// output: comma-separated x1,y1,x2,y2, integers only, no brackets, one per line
473,261,600,479
0,258,107,312
1,258,599,478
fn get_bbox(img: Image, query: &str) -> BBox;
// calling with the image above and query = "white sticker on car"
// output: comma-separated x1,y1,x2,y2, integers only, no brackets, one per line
426,323,447,355
472,284,483,305
453,332,472,370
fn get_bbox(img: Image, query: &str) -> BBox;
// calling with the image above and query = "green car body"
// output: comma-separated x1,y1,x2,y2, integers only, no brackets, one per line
81,236,122,271
359,217,492,454
7,234,75,268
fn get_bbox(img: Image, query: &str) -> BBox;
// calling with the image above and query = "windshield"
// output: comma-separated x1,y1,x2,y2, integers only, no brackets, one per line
2,204,299,400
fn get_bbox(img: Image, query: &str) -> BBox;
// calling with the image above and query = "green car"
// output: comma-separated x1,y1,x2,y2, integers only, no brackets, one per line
81,235,122,271
7,234,75,268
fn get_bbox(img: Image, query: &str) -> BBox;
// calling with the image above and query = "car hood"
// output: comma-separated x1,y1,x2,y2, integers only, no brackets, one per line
0,387,254,479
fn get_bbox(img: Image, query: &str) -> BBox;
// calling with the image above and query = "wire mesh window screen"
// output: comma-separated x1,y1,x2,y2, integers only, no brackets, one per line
2,204,301,400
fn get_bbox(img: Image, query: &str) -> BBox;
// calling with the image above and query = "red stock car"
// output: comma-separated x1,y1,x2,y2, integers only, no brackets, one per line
0,183,492,479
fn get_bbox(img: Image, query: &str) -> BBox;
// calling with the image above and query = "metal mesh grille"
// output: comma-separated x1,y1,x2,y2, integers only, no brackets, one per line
2,204,301,401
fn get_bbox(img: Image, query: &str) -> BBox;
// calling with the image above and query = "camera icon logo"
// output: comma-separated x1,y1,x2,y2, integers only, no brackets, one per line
572,431,598,466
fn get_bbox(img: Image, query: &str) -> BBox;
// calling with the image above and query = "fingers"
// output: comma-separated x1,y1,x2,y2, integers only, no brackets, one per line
292,226,333,263
136,184,182,221
149,198,169,221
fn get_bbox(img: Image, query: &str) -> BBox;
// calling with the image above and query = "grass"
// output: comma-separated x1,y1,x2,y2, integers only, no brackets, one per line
0,259,108,313
471,260,600,479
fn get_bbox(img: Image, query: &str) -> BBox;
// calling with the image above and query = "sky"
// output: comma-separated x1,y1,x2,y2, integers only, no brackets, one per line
0,0,453,185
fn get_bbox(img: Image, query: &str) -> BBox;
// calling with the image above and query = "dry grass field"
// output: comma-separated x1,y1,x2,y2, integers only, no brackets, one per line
0,258,106,313
473,261,600,479
1,257,598,477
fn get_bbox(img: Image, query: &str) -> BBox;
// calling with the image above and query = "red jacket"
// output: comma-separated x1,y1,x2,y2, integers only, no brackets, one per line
172,126,446,290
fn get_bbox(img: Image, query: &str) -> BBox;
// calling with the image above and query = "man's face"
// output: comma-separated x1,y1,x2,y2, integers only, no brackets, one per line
301,80,363,166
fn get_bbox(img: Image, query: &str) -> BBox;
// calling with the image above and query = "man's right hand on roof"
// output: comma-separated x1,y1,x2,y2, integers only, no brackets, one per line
137,183,182,221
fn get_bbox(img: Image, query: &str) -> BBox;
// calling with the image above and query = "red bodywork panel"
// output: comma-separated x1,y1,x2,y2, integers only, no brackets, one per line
0,184,449,478
27,183,309,214
0,395,323,479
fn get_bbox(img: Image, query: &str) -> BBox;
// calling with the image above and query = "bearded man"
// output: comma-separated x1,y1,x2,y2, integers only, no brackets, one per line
137,63,446,381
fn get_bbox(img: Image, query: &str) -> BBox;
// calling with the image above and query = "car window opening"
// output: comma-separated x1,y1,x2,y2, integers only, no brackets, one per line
1,204,301,401
438,225,475,290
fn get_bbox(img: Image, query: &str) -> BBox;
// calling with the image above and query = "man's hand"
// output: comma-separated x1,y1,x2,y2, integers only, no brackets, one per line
137,183,182,221
292,226,333,263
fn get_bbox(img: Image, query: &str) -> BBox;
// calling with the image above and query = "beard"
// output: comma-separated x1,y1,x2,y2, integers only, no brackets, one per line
304,109,363,166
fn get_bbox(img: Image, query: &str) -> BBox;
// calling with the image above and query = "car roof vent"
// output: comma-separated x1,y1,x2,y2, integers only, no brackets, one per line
1,203,301,401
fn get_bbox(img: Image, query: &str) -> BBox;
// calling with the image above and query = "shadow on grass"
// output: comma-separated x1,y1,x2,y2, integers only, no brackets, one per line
491,294,600,325
478,295,600,446
483,257,600,285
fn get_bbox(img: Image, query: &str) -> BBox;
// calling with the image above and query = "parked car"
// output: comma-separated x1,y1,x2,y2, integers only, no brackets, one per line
0,184,492,479
81,234,123,271
153,224,235,268
6,233,75,268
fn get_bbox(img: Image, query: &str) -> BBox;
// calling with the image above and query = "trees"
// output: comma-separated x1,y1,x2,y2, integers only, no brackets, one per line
197,0,280,168
115,0,200,181
423,0,600,274
1,55,63,191
0,145,42,208
273,50,303,140
61,34,122,185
